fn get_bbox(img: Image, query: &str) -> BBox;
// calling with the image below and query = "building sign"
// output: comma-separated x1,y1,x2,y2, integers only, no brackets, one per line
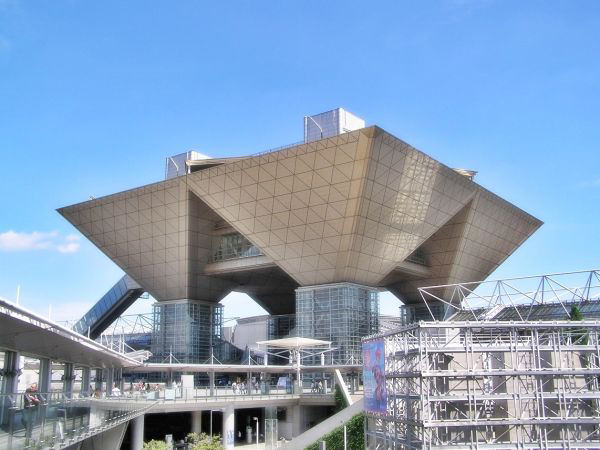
363,339,387,413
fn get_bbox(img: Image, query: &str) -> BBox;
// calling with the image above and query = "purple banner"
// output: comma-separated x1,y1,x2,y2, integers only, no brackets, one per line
362,339,387,414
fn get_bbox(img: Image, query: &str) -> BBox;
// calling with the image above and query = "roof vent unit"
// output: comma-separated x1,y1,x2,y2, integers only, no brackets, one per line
453,168,477,181
304,107,365,143
165,151,211,179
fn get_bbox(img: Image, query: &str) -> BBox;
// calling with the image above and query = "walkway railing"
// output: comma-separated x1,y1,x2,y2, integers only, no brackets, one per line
99,382,334,404
0,391,153,450
0,385,336,449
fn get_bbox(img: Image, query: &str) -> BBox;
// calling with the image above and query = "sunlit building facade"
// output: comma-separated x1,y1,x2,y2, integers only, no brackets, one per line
59,108,541,365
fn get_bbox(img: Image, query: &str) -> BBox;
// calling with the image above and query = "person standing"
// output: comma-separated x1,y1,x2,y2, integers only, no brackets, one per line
23,383,41,442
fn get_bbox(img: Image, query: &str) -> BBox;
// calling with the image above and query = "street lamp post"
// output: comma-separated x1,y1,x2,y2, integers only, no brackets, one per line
253,416,259,449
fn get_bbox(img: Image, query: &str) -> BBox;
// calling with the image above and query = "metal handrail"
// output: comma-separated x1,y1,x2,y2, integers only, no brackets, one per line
0,391,153,450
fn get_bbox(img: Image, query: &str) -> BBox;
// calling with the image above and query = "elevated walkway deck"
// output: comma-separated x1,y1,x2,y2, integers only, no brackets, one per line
94,389,335,414
131,362,362,374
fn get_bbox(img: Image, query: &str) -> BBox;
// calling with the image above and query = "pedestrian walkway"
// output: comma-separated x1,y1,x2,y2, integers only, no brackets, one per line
0,393,153,450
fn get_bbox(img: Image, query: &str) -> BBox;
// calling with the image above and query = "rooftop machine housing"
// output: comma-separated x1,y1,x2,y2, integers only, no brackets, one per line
304,107,365,143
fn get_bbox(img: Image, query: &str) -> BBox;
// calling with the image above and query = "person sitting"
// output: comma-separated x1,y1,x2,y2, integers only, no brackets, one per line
112,383,121,397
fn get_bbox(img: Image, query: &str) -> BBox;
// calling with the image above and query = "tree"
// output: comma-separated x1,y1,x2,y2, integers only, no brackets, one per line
334,384,348,412
571,304,584,321
186,432,223,450
570,305,588,345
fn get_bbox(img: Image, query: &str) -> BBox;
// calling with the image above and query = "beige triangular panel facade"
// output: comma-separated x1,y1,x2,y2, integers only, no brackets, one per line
59,126,542,308
184,127,489,287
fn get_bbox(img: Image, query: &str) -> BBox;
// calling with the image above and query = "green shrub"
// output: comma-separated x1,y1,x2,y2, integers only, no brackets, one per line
143,440,168,450
305,413,364,450
186,432,223,450
333,384,348,412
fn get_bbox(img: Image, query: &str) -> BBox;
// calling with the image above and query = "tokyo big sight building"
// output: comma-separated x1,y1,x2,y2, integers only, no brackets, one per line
59,108,541,365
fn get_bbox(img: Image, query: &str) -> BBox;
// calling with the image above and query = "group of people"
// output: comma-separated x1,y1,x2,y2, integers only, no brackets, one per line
89,381,162,398
310,380,325,393
231,380,248,394
230,378,259,394
133,381,161,392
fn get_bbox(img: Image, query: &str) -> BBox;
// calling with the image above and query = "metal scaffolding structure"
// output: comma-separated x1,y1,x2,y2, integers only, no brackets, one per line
365,269,600,449
365,320,600,449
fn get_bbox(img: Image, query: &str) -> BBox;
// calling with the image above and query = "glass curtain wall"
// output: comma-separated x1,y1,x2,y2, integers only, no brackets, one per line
151,301,223,364
296,283,379,364
211,233,262,262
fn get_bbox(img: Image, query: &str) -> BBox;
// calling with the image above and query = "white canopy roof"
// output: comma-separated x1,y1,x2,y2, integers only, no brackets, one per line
0,298,141,368
256,337,331,349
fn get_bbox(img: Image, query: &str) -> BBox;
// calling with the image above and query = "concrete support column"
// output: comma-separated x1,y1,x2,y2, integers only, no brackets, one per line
191,410,202,435
247,371,252,395
106,368,114,396
114,368,123,391
1,351,20,395
209,372,215,397
81,367,91,395
39,358,52,394
64,363,74,396
291,404,302,437
0,351,20,427
94,369,103,394
131,414,144,450
222,405,235,450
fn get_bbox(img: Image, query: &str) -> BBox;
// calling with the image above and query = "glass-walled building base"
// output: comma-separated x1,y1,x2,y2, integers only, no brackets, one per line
296,283,379,364
151,300,223,364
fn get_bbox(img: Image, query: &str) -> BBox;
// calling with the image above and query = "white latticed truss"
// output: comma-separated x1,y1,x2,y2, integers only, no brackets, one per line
418,269,600,321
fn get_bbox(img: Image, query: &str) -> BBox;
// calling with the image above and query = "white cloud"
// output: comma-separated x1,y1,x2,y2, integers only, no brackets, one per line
57,242,80,253
586,179,600,187
577,179,600,189
57,235,81,253
0,230,80,253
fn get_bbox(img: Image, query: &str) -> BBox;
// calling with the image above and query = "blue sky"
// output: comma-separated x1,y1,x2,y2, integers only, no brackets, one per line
0,1,599,321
